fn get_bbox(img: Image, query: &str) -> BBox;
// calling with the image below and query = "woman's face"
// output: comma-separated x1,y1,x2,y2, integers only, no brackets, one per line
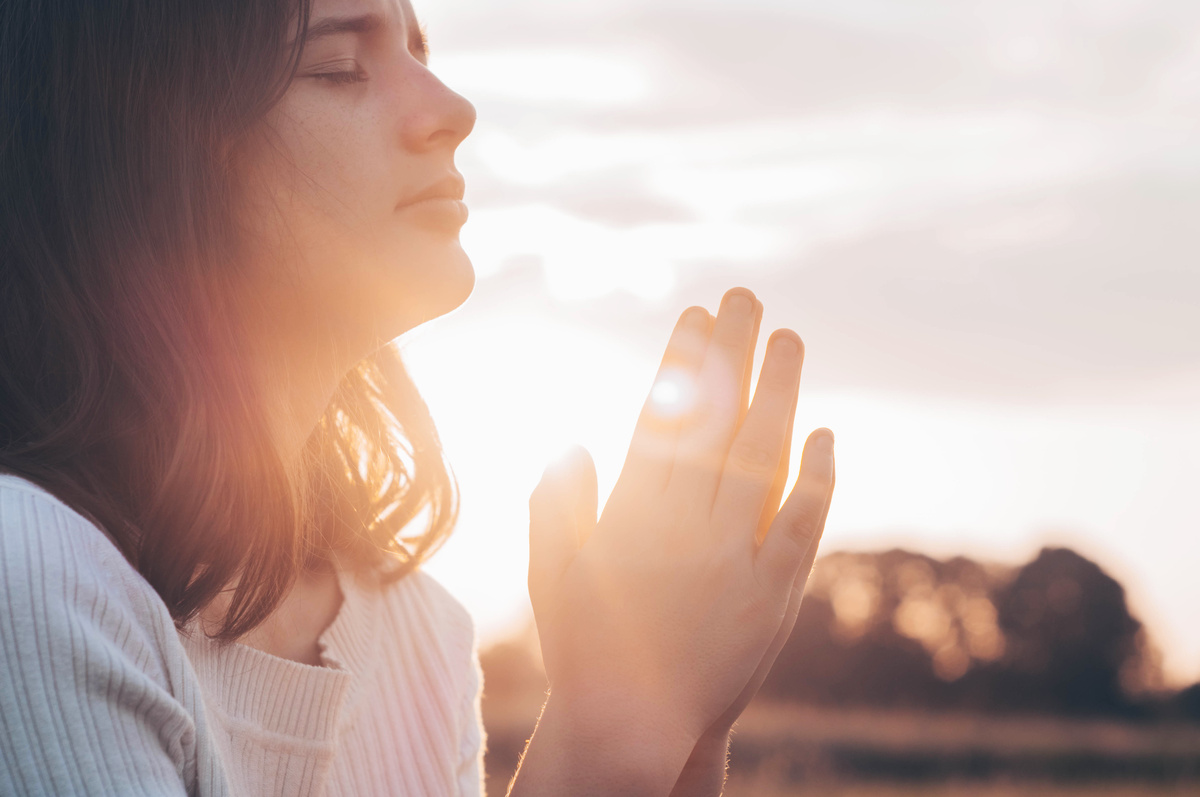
237,0,476,356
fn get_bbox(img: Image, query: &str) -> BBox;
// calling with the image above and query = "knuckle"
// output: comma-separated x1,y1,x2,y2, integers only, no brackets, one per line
760,362,798,393
752,564,774,599
729,439,779,473
704,385,740,422
786,503,823,542
714,334,748,359
800,460,835,491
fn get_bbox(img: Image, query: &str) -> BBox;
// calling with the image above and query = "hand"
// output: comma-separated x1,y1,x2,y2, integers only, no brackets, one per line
667,439,834,797
527,288,836,759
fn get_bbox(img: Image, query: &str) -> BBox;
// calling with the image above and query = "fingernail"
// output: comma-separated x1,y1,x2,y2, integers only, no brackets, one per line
773,336,797,357
726,292,753,315
816,429,835,450
684,307,709,330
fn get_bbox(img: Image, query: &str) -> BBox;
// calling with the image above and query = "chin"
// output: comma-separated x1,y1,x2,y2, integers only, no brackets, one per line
436,243,476,317
375,240,475,340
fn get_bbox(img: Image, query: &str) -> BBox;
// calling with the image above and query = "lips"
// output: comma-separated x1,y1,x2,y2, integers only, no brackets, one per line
394,175,469,232
396,174,465,210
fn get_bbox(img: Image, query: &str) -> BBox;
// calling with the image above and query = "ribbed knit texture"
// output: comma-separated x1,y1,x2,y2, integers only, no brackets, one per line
0,474,487,796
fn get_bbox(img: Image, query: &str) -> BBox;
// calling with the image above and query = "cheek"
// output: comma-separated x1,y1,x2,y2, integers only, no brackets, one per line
239,95,473,340
276,115,392,242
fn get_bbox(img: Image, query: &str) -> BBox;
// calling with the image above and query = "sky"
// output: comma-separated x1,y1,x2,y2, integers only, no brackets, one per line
399,0,1200,684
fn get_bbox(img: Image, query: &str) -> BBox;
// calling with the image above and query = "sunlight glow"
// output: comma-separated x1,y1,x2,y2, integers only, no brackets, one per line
433,48,654,107
460,204,783,300
414,0,1200,685
649,367,696,418
405,312,660,635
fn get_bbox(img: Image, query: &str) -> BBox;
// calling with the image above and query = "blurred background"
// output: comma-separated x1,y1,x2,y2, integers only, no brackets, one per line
399,0,1200,792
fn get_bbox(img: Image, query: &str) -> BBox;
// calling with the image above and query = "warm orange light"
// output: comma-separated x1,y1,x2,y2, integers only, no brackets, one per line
648,367,696,419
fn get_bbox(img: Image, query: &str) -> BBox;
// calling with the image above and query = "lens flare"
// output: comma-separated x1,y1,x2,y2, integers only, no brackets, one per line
649,368,696,419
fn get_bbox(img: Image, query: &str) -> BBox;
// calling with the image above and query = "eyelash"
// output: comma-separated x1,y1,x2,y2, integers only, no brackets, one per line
310,68,366,86
417,25,430,59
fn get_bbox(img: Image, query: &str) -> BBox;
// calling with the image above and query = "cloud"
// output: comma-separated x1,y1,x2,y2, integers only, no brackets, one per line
701,168,1200,400
428,0,1200,398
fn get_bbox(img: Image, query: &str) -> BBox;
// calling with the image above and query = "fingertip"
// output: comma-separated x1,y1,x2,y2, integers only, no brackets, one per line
678,305,711,332
721,286,757,311
767,329,804,358
538,445,574,486
563,443,596,475
797,428,835,482
808,427,834,448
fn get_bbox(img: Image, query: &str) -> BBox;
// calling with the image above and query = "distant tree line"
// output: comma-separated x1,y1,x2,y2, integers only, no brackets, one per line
758,546,1191,720
481,546,1200,722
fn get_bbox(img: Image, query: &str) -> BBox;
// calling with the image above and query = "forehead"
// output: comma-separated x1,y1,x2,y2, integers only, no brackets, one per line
308,0,416,27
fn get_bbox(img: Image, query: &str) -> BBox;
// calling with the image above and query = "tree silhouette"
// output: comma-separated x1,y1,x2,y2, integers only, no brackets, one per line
985,547,1145,716
758,546,1158,717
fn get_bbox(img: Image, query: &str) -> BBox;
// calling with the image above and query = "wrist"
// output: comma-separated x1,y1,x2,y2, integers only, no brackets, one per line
669,728,731,797
690,726,732,763
509,693,698,797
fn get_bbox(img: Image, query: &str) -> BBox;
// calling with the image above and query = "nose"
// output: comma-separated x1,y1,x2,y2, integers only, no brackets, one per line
399,66,477,153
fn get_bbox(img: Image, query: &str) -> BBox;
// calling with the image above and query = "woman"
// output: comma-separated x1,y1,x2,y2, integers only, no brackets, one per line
0,0,835,794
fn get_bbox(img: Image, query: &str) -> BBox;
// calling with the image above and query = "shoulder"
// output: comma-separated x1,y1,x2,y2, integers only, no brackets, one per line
0,475,201,793
383,566,476,648
405,568,476,641
374,566,478,677
380,568,486,761
0,474,160,602
0,474,180,677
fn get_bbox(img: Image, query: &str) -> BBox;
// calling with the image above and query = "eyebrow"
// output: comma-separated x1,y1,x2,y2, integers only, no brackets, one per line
305,13,384,41
303,11,429,59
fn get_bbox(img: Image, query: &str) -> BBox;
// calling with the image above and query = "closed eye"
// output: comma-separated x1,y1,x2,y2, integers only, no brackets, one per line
311,70,365,86
306,59,367,86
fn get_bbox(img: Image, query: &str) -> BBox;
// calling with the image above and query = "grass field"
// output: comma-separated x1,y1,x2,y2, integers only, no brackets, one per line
722,779,1200,797
482,695,1200,795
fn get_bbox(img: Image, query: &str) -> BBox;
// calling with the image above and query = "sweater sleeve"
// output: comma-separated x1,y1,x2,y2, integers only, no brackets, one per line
0,484,194,797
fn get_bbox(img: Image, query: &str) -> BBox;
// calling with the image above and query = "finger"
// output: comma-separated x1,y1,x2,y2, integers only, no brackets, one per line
755,344,800,545
716,463,834,734
665,288,760,507
761,469,835,678
732,476,833,715
735,299,763,430
612,306,712,497
710,472,831,734
572,446,599,548
785,460,834,607
754,428,835,597
711,330,804,541
528,449,591,615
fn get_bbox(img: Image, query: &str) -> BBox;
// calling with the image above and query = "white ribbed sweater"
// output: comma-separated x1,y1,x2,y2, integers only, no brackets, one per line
0,474,487,796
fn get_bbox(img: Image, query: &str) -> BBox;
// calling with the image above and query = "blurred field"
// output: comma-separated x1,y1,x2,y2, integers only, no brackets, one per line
480,546,1200,794
721,780,1199,797
483,694,1200,795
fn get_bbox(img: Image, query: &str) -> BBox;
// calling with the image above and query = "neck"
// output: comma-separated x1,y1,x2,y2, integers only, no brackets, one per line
232,282,365,473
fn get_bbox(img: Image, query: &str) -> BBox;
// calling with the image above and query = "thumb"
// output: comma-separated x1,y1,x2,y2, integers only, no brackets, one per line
570,445,598,548
528,445,597,609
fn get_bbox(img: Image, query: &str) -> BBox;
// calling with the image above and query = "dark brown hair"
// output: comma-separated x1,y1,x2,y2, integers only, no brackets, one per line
0,0,458,639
